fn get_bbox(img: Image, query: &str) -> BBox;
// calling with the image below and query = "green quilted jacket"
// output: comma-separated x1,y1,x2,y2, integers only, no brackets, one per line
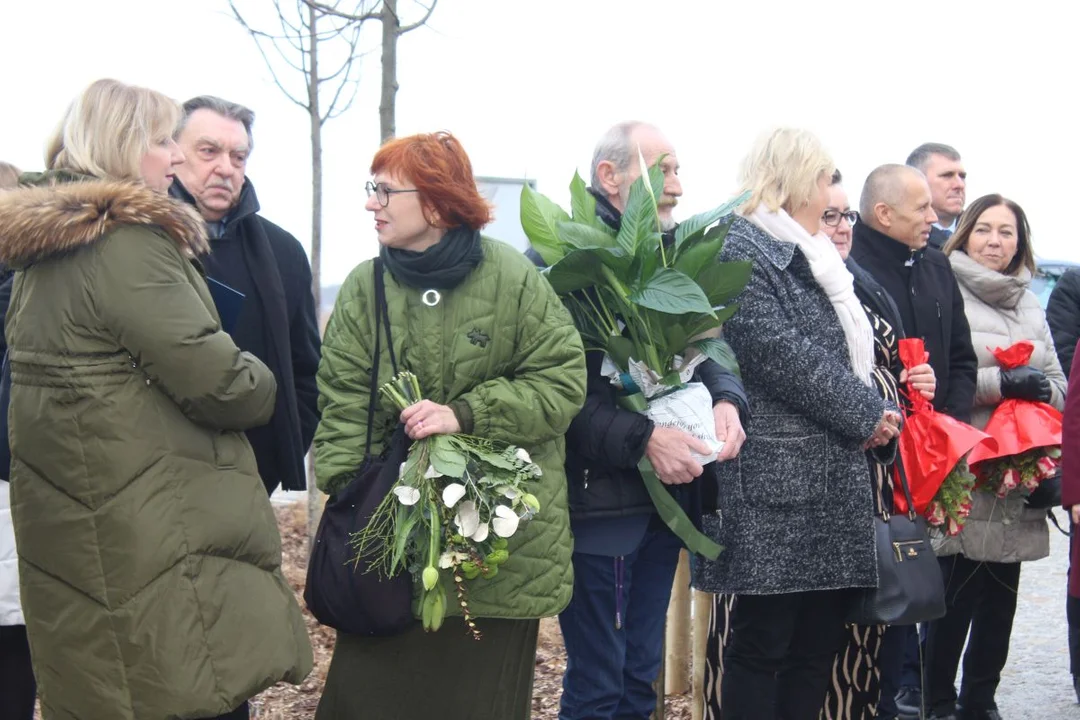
315,238,587,620
0,178,312,720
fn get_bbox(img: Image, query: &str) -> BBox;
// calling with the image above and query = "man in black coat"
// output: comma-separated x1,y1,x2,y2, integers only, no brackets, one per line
1046,268,1080,376
534,122,749,720
850,164,978,720
906,143,967,251
851,164,977,421
171,96,321,498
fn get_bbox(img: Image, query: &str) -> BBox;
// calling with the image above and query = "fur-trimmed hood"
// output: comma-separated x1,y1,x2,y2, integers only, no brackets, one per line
0,179,209,269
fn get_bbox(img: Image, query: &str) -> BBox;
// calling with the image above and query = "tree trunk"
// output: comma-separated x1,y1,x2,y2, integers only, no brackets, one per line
378,0,399,143
665,550,691,694
307,3,324,547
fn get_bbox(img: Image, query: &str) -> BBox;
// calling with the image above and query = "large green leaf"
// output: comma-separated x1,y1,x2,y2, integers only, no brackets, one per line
557,220,618,250
630,268,714,315
673,190,751,248
429,435,468,478
570,171,596,225
618,158,667,256
697,260,752,307
544,249,602,294
692,337,742,377
520,183,570,265
662,321,689,358
605,335,635,371
674,221,731,279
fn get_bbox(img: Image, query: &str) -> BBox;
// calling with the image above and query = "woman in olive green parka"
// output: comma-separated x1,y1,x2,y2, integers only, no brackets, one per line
314,132,586,719
0,80,312,720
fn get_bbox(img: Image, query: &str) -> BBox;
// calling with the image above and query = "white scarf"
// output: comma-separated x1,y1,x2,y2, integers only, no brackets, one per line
747,206,874,386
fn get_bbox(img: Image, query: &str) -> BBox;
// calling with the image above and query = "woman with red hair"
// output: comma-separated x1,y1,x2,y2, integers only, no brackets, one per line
313,132,586,718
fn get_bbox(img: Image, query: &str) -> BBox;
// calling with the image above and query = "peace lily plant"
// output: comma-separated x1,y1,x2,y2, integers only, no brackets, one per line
520,154,750,559
349,371,543,639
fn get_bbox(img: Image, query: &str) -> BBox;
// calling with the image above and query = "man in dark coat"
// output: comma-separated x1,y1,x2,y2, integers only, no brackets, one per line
532,122,749,720
851,163,978,720
1047,268,1080,376
906,143,967,250
171,96,320,496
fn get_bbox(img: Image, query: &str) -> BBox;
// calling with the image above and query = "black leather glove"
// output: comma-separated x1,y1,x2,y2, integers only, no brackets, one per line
1000,365,1052,403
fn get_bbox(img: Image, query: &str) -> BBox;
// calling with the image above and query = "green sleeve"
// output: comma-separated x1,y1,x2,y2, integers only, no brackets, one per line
454,263,587,446
314,263,385,494
93,227,276,431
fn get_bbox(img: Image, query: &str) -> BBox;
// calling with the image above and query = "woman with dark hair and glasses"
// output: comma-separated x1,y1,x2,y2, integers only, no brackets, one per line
313,131,586,719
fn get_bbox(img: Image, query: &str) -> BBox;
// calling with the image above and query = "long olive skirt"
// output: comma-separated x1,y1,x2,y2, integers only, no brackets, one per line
315,617,539,719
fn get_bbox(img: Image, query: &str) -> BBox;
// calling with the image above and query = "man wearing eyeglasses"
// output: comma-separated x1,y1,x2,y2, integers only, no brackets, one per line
171,96,321,506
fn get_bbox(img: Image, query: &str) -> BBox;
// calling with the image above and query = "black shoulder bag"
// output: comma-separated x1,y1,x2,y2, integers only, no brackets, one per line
847,451,947,626
304,259,415,636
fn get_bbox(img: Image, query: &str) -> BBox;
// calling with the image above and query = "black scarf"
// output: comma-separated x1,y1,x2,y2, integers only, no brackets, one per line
380,226,484,290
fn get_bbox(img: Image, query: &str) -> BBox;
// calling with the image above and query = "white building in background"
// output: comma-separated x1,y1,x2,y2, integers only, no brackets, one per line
476,176,536,252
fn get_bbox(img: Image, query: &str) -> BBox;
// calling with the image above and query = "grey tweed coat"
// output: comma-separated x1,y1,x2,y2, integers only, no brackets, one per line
693,217,886,596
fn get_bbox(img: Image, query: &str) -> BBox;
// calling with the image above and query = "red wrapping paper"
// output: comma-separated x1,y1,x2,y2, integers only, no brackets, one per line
893,338,997,514
967,341,1062,465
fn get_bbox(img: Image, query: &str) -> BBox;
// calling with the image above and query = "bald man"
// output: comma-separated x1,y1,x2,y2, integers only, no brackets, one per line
850,165,978,720
850,164,977,422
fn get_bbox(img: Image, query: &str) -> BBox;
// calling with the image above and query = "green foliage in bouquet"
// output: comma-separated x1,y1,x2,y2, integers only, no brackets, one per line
925,458,977,536
520,156,750,382
350,372,543,639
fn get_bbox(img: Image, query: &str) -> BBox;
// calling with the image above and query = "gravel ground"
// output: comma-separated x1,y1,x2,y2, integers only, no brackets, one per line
993,517,1078,719
28,504,1077,719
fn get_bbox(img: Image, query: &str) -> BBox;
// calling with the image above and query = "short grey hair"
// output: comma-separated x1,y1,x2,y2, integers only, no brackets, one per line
905,142,960,173
590,121,651,190
859,164,924,221
178,95,255,151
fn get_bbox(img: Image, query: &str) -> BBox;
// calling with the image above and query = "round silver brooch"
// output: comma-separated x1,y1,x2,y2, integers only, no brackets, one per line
422,289,441,307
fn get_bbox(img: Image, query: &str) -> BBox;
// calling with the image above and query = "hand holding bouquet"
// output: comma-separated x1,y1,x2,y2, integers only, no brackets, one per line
350,372,543,639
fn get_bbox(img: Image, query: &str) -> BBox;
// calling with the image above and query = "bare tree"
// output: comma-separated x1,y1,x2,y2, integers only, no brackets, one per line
230,0,371,541
305,0,438,142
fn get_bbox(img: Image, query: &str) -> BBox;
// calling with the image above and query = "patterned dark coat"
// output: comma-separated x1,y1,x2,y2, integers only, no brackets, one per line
693,217,886,595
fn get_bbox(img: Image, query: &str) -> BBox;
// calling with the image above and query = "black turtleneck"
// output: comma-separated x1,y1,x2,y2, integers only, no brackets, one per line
849,222,978,421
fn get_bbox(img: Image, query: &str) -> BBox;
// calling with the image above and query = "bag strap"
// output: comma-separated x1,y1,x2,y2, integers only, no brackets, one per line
362,259,398,457
1049,508,1072,537
888,444,918,522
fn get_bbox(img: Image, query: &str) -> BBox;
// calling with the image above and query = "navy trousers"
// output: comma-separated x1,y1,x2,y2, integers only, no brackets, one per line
558,525,683,720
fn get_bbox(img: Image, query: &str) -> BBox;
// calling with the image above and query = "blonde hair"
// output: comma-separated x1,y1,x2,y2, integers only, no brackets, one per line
738,128,835,215
0,161,20,189
46,79,181,182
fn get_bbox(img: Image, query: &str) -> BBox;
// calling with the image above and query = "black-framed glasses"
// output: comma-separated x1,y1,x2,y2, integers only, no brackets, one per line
365,181,419,207
822,209,858,227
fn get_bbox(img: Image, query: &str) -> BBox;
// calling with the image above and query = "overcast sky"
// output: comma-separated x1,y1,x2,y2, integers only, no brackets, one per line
2,0,1076,285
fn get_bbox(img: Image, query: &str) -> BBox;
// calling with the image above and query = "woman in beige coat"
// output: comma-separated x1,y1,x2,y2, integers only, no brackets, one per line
924,194,1066,719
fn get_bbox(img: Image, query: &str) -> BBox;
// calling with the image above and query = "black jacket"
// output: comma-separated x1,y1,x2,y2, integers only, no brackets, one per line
847,257,906,340
928,225,951,251
1046,268,1080,377
528,190,749,522
850,223,977,421
170,179,321,494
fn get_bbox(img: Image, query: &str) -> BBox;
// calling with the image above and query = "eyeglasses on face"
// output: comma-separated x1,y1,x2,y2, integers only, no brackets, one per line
365,181,419,207
822,209,858,227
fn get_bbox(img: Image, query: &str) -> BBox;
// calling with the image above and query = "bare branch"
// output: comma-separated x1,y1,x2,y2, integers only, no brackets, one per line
322,23,364,120
399,0,437,34
302,0,381,23
229,0,310,109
